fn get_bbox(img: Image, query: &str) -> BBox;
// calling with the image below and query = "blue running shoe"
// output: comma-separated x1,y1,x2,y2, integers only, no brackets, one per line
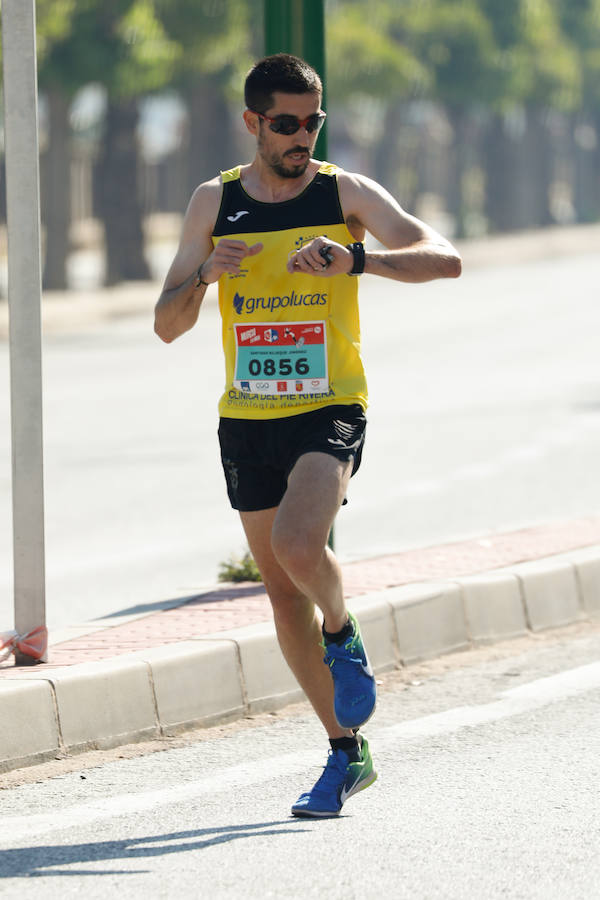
323,612,376,729
291,736,377,818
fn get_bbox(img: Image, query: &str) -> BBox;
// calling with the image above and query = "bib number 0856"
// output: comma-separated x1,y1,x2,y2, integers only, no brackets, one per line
248,357,309,377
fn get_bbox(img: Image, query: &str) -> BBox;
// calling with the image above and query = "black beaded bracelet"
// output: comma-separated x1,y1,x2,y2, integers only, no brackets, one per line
195,264,209,288
346,241,365,275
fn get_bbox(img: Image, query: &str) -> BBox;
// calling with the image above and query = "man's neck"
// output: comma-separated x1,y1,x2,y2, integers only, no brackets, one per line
240,157,320,203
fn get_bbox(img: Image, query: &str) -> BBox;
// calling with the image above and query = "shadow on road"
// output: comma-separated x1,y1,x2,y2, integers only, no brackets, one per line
0,820,307,878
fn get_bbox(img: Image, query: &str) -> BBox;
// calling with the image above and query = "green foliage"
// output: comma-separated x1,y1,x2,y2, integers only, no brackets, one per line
511,0,581,109
327,1,429,100
32,1,600,114
406,0,502,107
556,0,600,106
35,0,76,60
112,0,180,98
37,0,180,99
218,550,263,584
154,0,257,97
326,0,588,114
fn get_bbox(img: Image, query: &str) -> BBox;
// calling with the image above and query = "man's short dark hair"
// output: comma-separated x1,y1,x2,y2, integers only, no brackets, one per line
245,53,322,114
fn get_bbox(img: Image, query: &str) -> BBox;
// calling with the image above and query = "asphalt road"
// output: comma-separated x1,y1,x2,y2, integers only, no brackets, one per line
1,622,599,898
0,250,599,628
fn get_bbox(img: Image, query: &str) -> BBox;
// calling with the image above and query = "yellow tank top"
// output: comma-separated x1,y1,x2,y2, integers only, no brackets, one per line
213,162,368,419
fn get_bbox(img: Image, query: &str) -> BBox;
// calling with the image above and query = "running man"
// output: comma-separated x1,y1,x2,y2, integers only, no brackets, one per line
155,54,461,818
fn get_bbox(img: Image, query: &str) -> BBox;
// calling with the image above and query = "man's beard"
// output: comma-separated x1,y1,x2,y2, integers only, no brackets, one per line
260,137,310,179
270,152,310,178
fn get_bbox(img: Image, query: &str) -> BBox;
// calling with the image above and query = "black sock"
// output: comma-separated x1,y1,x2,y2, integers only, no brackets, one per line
329,735,361,761
323,618,354,645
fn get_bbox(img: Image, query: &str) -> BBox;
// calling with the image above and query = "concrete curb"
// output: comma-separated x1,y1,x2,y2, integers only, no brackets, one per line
1,546,599,774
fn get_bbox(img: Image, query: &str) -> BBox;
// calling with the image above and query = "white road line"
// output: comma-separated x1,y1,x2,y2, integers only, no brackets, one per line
2,660,600,845
379,660,600,740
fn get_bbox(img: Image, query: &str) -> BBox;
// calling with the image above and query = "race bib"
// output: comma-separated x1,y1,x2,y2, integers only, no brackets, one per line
234,321,328,395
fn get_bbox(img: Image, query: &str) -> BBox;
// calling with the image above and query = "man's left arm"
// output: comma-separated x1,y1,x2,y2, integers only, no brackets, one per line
287,172,461,282
342,172,461,282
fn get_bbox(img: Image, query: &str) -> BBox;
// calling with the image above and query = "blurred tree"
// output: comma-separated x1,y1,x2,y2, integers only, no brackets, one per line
326,0,429,201
324,1,426,215
404,0,503,235
37,0,180,287
327,0,504,233
154,0,260,199
91,0,179,284
477,0,581,231
327,0,586,234
556,0,600,221
32,0,600,284
36,0,78,289
327,0,429,100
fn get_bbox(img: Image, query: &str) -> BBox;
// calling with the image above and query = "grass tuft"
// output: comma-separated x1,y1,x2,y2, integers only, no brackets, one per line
218,549,262,583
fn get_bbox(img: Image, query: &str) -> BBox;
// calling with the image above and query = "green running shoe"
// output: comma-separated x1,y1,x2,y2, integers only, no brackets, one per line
291,735,377,818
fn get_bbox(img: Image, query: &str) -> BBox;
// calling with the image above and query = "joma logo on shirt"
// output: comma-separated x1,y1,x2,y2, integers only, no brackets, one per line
232,291,327,315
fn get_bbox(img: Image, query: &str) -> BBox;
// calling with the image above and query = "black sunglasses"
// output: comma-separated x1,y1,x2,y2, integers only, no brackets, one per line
252,110,327,135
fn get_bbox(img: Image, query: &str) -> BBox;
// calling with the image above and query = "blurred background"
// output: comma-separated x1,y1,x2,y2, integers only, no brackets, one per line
1,0,600,631
2,0,600,292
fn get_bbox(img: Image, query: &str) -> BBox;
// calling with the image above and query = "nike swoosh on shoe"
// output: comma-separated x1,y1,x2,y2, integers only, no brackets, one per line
339,767,365,804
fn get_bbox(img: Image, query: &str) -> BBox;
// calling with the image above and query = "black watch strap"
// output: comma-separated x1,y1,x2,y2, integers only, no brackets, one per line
346,242,365,275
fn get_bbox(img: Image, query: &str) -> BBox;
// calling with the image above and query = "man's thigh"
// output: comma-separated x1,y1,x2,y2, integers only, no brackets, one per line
275,451,353,546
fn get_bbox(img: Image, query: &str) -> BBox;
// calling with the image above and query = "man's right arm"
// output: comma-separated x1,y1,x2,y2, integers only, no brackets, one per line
153,179,221,344
154,178,264,344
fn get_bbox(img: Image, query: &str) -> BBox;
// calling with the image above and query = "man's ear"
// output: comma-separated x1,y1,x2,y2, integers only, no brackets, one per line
243,109,259,136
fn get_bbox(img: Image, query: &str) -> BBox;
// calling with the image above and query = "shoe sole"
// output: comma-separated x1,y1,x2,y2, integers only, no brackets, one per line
335,697,377,731
290,769,378,819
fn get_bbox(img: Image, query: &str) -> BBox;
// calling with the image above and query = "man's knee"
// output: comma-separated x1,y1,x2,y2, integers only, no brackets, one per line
267,583,313,631
271,523,325,581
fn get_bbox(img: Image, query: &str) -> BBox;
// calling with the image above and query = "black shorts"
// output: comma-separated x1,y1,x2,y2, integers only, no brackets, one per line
218,404,367,511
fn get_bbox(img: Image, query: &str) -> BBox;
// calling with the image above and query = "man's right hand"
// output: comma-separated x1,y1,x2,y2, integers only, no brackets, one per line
201,239,263,282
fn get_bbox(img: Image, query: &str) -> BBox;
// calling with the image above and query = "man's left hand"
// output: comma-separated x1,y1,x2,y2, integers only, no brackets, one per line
287,237,353,276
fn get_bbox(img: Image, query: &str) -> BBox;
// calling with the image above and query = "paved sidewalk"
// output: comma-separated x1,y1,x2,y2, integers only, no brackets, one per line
1,516,599,674
0,517,599,774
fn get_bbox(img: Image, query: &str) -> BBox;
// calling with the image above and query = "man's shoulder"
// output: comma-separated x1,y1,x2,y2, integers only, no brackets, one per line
186,174,227,228
191,173,224,202
189,165,246,207
334,169,372,189
335,170,390,209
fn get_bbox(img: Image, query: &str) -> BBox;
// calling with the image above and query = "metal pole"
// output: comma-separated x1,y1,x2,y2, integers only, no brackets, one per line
300,0,327,160
263,0,334,549
1,0,47,663
264,0,328,159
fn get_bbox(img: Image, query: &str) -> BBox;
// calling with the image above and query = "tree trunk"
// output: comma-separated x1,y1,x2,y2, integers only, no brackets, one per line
373,102,404,197
516,107,553,229
184,75,239,196
484,107,554,233
483,112,519,232
446,106,470,239
42,87,71,291
572,112,600,223
95,98,150,286
593,112,600,221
